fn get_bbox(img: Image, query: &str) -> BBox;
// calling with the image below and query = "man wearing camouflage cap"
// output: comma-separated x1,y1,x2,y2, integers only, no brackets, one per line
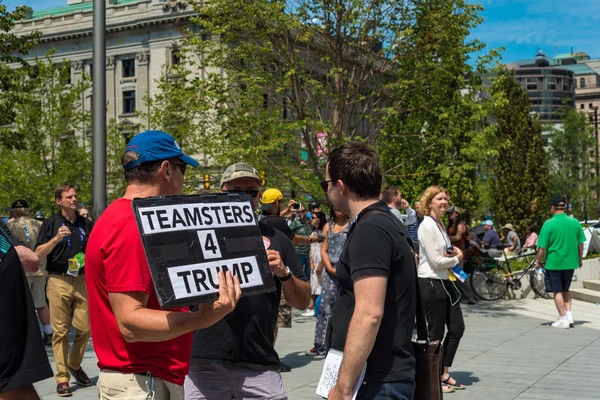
8,199,53,346
185,162,310,400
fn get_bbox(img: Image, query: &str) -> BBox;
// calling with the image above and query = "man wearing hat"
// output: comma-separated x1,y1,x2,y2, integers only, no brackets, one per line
85,130,242,400
260,188,319,246
185,162,309,399
8,199,53,346
535,196,585,329
481,220,501,257
501,223,521,256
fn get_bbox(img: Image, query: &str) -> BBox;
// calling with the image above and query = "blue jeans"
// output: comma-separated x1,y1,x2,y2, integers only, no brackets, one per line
298,254,311,281
357,379,415,400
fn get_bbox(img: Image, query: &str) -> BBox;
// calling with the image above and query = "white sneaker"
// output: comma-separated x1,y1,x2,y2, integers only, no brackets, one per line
551,319,570,329
567,313,575,327
300,309,314,317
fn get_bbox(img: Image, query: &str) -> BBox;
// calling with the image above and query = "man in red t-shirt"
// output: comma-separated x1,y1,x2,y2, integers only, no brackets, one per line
86,130,241,400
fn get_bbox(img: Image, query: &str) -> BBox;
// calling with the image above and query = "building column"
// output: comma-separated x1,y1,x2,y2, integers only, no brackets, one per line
136,50,151,129
71,60,87,149
106,55,116,121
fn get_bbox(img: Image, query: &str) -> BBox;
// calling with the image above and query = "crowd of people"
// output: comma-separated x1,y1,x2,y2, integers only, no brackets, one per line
0,130,587,400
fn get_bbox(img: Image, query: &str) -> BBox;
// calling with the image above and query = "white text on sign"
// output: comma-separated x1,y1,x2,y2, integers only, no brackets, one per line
168,256,263,299
137,202,256,234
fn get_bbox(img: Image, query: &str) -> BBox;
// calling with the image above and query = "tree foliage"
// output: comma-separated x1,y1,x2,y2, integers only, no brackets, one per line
0,2,41,127
487,68,549,232
547,106,594,219
0,53,91,213
154,0,495,201
376,0,495,219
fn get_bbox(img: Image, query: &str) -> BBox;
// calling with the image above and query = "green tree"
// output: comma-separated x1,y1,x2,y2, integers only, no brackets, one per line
137,63,207,193
0,2,41,128
547,107,594,219
154,0,493,201
487,68,549,232
376,0,495,218
0,53,91,212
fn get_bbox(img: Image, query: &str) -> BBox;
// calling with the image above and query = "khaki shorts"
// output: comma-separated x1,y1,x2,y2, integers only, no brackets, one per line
27,275,47,308
98,370,184,400
277,292,292,328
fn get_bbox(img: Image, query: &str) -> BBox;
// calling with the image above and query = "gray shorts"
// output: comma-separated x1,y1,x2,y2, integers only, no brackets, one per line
184,361,287,400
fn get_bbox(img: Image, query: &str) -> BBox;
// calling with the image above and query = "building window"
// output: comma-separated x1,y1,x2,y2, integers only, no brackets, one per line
171,50,181,66
580,78,586,88
547,77,556,90
581,104,585,109
122,59,135,78
123,90,136,114
526,77,537,90
590,103,594,109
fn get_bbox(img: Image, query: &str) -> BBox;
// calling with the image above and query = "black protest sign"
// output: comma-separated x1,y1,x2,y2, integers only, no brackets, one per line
132,193,275,309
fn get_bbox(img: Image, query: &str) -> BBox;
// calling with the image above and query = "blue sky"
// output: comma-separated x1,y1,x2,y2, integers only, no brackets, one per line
4,0,600,64
470,0,600,63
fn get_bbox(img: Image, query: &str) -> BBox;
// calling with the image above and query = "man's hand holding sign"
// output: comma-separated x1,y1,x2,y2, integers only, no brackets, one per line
111,270,241,343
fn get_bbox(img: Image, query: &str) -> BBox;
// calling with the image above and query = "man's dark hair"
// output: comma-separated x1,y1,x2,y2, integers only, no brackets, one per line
121,151,179,184
382,187,399,204
55,183,76,200
327,141,382,199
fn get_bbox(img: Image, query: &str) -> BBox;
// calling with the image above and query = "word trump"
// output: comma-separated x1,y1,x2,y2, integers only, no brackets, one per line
137,202,255,234
168,256,263,299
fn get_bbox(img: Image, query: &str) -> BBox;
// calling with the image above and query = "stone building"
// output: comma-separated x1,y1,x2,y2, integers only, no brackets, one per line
12,0,196,134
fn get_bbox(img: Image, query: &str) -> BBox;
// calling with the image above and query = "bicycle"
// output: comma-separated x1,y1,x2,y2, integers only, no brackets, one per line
469,252,552,301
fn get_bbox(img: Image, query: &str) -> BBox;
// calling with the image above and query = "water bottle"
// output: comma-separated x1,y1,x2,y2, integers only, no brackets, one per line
535,267,544,281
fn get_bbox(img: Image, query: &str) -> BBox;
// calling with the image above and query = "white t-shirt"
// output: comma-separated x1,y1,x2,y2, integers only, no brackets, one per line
417,216,459,280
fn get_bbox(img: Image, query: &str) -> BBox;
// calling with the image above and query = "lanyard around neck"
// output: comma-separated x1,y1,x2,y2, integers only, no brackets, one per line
62,221,84,254
430,216,450,248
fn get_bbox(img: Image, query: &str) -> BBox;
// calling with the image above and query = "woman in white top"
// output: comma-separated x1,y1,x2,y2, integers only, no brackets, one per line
417,185,466,393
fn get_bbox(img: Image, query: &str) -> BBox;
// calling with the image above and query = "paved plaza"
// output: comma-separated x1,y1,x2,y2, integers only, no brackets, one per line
35,298,600,399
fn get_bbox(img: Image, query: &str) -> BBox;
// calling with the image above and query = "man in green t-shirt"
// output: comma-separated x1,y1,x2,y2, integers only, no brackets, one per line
535,196,585,329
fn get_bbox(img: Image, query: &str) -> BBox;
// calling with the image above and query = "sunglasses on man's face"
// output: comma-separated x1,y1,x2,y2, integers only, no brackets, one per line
170,161,187,175
222,189,260,198
320,179,334,192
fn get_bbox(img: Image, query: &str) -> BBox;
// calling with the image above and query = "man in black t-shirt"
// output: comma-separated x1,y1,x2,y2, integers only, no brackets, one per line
0,221,53,399
324,142,417,400
184,163,310,400
260,188,320,246
35,184,94,397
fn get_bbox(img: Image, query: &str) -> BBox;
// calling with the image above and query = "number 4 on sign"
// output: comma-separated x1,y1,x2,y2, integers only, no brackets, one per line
197,230,222,260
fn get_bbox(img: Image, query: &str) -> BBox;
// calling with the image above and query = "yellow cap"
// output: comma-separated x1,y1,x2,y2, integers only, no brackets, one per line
261,188,283,205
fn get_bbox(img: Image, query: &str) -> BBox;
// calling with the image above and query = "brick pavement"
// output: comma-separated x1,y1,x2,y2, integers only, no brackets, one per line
34,298,600,399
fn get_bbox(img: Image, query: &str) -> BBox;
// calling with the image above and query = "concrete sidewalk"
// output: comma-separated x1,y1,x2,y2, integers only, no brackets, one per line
35,298,600,399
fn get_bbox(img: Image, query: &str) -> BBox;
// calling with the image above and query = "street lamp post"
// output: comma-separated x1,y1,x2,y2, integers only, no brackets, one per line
593,106,600,218
92,0,107,218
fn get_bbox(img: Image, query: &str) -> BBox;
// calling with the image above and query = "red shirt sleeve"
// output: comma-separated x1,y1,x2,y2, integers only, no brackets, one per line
102,216,153,294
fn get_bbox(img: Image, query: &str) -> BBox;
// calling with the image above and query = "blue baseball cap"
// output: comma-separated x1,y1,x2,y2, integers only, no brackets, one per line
122,130,200,170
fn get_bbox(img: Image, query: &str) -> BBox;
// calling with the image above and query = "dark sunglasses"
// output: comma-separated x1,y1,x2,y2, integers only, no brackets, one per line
169,160,187,175
222,189,260,198
320,179,334,192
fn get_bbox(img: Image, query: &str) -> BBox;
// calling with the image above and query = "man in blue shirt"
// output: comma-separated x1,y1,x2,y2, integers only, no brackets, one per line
481,220,501,256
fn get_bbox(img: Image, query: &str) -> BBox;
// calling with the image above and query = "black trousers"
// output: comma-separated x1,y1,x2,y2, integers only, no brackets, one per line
418,278,465,368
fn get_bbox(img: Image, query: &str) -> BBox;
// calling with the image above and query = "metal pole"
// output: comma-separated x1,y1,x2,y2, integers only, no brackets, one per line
92,0,106,217
595,107,599,219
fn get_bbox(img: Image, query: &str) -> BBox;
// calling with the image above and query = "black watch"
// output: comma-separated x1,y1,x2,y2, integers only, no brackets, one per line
279,266,293,282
